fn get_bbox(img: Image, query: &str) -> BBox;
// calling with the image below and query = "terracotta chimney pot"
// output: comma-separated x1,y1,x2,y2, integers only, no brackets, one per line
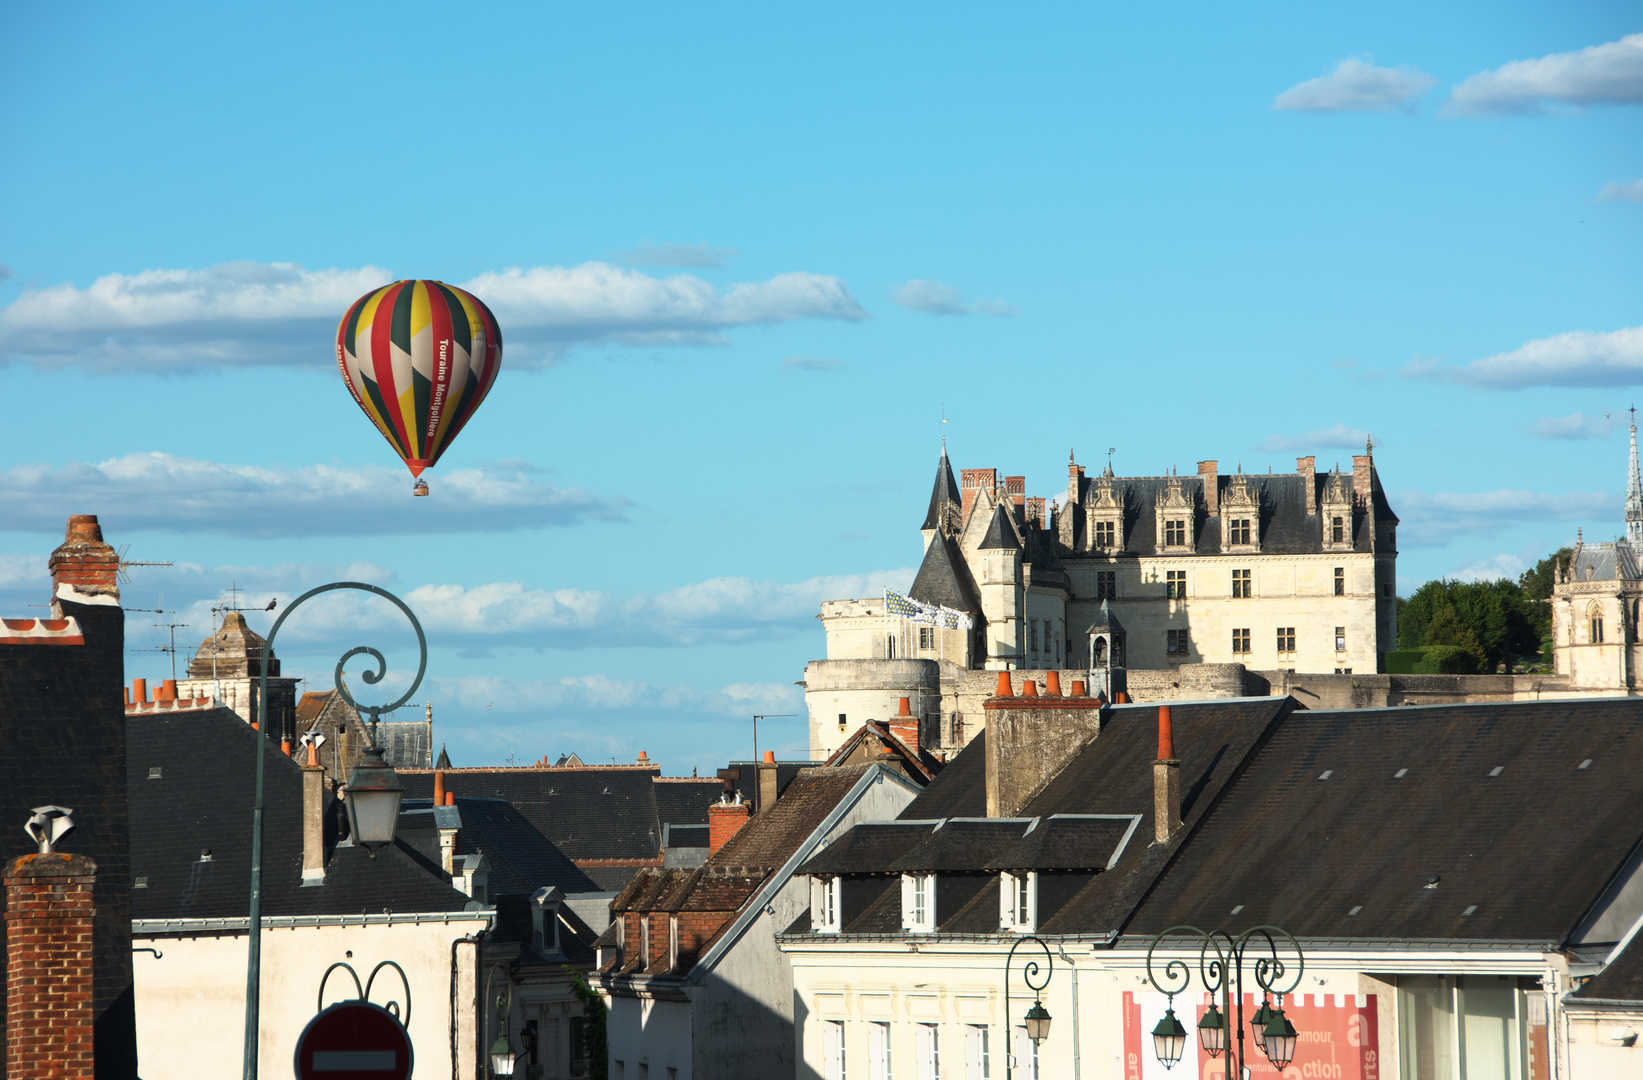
133,678,148,705
1071,680,1087,696
994,671,1013,697
1045,671,1062,696
1022,679,1038,698
433,771,445,806
1158,705,1175,760
897,696,912,717
444,790,455,807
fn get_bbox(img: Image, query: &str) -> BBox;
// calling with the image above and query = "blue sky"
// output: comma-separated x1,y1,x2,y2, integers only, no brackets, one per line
2,3,1639,775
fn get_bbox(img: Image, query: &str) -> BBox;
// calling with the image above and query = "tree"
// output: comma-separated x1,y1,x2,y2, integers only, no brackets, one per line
564,965,608,1080
1518,548,1573,646
1398,577,1540,672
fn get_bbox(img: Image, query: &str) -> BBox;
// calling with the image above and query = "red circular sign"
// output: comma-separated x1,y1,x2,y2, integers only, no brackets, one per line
294,1001,413,1080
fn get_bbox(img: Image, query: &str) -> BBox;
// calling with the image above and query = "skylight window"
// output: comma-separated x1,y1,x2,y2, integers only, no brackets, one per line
1394,769,1408,778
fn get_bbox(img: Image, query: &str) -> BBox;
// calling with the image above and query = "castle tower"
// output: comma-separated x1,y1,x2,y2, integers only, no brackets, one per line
1627,409,1642,548
920,443,962,551
174,611,300,739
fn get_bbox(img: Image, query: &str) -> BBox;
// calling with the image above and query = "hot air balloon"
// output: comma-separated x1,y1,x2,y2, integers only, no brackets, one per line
335,280,503,495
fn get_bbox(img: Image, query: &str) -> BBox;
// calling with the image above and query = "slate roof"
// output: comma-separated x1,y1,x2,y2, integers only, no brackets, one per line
1570,540,1641,583
984,815,1138,871
979,502,1021,550
128,711,472,920
722,761,817,807
800,823,943,876
399,767,664,861
909,533,983,614
899,730,988,819
654,779,723,828
489,891,599,966
1130,698,1643,943
396,796,600,897
715,764,880,869
921,447,961,531
1084,598,1125,636
886,820,1032,873
1572,933,1643,1003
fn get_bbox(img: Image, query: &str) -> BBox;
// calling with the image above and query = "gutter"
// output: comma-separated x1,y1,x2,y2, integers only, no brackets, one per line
687,763,923,984
134,911,492,934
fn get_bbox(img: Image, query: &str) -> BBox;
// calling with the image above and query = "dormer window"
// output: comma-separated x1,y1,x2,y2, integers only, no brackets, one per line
1165,520,1187,546
814,876,841,934
902,873,936,933
1331,516,1344,543
999,871,1037,932
1095,520,1115,548
1229,518,1251,545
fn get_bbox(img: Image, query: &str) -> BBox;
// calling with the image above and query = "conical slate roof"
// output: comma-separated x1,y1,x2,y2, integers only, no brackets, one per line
921,447,961,531
978,502,1020,550
186,611,279,678
435,743,452,769
909,534,981,614
1084,599,1125,636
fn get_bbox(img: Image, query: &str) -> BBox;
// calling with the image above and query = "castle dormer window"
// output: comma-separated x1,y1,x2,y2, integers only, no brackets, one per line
1095,520,1115,548
1331,516,1345,543
1229,518,1251,545
1165,520,1187,546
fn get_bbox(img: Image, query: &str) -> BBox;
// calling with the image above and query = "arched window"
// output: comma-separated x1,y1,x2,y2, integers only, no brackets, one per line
1588,602,1605,645
885,634,896,659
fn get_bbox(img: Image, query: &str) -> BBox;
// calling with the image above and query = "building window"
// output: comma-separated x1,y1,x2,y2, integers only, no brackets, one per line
1166,629,1189,656
1097,571,1117,599
1165,570,1185,599
571,1017,588,1076
1589,602,1605,644
1232,569,1252,598
1331,515,1345,543
1230,518,1251,545
817,876,840,933
1335,627,1347,652
1396,975,1545,1080
826,1021,848,1080
1001,871,1036,931
1012,1029,1040,1080
919,626,934,650
965,1026,990,1080
886,635,896,659
1335,668,1353,675
1383,582,1393,597
1334,567,1345,596
1232,628,1251,654
917,1024,941,1080
1094,520,1115,548
870,1022,893,1080
1029,620,1039,655
1277,627,1295,653
1165,519,1186,546
905,873,935,932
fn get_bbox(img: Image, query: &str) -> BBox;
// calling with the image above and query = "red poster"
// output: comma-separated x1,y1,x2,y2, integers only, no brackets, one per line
1123,991,1379,1080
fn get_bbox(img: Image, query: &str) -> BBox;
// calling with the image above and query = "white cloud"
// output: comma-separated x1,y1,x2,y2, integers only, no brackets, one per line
1449,552,1530,583
0,260,867,372
1273,58,1437,113
0,453,624,538
889,279,1017,317
1390,488,1618,547
1600,179,1643,202
431,673,797,717
782,355,845,371
608,241,740,268
1532,411,1619,440
1406,326,1643,389
0,553,44,589
1252,423,1374,454
1448,33,1643,115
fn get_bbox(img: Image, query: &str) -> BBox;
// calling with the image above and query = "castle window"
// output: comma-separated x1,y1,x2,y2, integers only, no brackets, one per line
1165,519,1187,546
886,635,896,659
1095,520,1115,547
1277,627,1295,653
1230,518,1251,545
1232,569,1252,598
1232,628,1251,654
1166,570,1185,599
1030,621,1039,655
1167,629,1190,656
1589,603,1605,644
1097,571,1117,599
919,626,934,650
1335,626,1347,652
1331,516,1345,543
1334,567,1345,596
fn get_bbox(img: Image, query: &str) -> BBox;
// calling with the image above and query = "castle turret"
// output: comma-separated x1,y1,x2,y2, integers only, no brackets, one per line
175,610,299,740
920,443,962,551
1627,410,1642,548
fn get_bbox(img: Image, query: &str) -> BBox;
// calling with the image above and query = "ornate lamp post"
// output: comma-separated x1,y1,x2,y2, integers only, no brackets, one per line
242,582,427,1080
1145,924,1305,1075
1004,935,1053,1080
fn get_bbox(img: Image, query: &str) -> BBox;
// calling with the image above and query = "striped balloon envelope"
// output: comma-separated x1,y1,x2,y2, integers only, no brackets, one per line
335,280,503,492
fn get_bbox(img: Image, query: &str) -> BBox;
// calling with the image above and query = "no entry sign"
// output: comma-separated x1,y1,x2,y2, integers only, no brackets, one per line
294,1000,413,1080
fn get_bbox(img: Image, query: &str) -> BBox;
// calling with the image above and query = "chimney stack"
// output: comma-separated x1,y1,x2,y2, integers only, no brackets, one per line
6,851,98,1079
1297,456,1317,515
889,697,920,754
48,515,120,616
1153,705,1182,844
302,763,326,886
708,794,751,853
757,751,779,813
1197,462,1219,517
1352,451,1373,510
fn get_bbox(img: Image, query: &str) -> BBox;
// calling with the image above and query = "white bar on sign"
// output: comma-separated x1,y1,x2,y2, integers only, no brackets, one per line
313,1050,397,1070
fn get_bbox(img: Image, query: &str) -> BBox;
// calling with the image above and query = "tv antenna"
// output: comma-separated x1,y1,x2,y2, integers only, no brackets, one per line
114,545,173,585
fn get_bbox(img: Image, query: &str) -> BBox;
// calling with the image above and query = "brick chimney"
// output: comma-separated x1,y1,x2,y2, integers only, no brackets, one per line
1197,461,1219,517
6,852,98,1079
302,763,326,886
1297,456,1317,515
47,515,120,615
708,795,751,853
1352,449,1373,511
984,677,1105,817
756,751,779,813
888,697,920,754
1153,705,1182,844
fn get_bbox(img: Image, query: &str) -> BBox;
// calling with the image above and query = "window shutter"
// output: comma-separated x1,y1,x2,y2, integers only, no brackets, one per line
998,873,1013,930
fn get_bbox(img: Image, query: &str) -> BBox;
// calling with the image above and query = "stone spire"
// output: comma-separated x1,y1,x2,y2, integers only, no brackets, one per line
1628,407,1642,548
921,443,962,536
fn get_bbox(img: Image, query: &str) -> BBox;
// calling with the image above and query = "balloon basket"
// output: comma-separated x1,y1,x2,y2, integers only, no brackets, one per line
412,479,430,497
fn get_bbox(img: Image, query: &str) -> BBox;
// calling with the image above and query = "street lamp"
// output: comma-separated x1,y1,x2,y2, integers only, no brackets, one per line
242,582,427,1080
486,963,518,1077
1004,935,1053,1079
1144,924,1304,1074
